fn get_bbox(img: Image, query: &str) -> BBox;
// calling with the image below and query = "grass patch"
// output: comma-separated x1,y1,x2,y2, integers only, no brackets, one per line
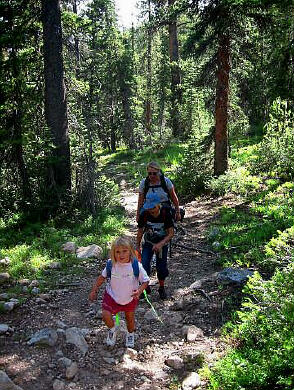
0,206,126,282
208,182,293,271
98,143,187,187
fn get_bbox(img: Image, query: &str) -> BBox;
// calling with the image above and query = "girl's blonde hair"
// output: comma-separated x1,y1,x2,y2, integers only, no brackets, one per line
110,236,136,263
147,161,161,171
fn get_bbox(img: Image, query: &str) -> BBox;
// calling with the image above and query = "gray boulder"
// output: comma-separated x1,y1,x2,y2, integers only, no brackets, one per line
65,327,88,355
0,370,23,390
217,267,254,285
27,328,58,347
76,244,103,259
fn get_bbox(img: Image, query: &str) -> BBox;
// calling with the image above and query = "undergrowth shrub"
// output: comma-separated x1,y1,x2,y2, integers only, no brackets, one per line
174,133,213,199
207,262,294,390
263,226,294,270
252,99,294,180
208,167,261,196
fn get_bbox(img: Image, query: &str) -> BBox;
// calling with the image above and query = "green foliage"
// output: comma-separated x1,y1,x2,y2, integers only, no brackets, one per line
253,99,294,180
208,181,293,269
0,206,125,281
209,167,261,196
208,263,294,390
99,143,186,187
174,108,214,199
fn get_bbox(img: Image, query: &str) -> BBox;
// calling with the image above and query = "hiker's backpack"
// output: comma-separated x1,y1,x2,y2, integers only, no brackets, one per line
143,171,171,201
106,258,140,281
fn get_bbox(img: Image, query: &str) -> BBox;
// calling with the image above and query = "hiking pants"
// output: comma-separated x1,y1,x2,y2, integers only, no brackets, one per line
141,242,169,280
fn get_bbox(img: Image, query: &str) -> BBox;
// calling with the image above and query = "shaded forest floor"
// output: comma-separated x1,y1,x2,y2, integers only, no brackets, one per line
0,164,243,390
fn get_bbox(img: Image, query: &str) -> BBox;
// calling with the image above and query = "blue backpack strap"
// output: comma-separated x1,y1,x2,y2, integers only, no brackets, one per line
106,259,112,280
132,258,139,278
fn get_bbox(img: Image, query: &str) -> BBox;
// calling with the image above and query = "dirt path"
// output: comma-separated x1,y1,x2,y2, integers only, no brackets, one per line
0,173,231,390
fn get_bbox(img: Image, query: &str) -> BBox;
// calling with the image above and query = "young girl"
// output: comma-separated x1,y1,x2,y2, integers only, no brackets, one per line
89,236,149,348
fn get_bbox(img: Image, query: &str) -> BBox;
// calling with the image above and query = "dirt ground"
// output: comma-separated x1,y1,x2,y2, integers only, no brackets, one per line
0,177,239,390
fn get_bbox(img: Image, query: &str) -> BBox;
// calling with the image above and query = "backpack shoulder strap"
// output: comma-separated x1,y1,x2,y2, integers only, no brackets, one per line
143,176,150,197
160,175,170,198
132,258,139,278
106,259,112,280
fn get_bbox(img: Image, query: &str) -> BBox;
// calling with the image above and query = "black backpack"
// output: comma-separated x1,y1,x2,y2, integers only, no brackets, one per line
143,171,170,201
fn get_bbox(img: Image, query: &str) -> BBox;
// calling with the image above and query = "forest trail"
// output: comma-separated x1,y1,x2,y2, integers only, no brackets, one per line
0,165,235,390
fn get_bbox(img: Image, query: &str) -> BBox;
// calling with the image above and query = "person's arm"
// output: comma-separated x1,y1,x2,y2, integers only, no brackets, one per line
131,281,149,300
136,227,144,252
169,187,181,221
152,227,174,253
89,275,105,302
136,192,145,222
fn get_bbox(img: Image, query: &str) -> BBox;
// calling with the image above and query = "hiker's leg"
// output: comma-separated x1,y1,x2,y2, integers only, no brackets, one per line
102,309,115,328
142,242,153,276
125,311,135,333
156,245,169,281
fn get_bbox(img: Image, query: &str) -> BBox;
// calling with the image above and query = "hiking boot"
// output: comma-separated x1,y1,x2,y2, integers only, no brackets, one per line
158,286,167,300
125,332,135,348
106,327,117,346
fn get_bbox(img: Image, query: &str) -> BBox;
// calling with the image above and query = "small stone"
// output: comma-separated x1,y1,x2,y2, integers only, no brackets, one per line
18,279,30,286
0,273,10,285
165,355,184,369
48,262,61,269
3,302,15,312
58,357,72,368
29,280,39,287
66,362,78,380
53,379,65,390
0,257,10,266
182,325,204,342
124,348,138,359
0,324,9,334
182,372,201,389
61,242,77,254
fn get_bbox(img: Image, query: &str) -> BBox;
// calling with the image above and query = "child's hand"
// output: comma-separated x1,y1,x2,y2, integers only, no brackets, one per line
89,289,98,302
131,289,141,300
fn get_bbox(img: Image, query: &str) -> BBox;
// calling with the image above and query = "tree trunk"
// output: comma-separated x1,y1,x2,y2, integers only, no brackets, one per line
146,0,152,144
11,46,32,210
121,86,135,148
214,33,230,176
72,0,80,76
42,0,71,210
168,0,182,138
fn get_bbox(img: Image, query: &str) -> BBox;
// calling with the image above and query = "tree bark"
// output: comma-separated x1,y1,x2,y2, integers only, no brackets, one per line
214,33,230,176
168,0,182,138
146,0,152,144
11,45,32,209
72,0,80,76
42,0,71,209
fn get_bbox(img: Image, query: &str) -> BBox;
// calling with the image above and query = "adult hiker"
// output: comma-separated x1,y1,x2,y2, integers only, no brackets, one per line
136,192,174,300
89,236,149,348
136,161,182,223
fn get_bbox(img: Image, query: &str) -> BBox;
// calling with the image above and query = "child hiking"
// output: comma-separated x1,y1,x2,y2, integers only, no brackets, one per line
89,236,149,348
136,192,174,300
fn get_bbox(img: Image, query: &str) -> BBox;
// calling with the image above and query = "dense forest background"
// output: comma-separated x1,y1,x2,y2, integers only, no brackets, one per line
0,0,293,389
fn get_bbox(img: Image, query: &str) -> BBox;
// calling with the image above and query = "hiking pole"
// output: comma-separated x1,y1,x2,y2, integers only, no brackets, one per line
143,290,163,324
